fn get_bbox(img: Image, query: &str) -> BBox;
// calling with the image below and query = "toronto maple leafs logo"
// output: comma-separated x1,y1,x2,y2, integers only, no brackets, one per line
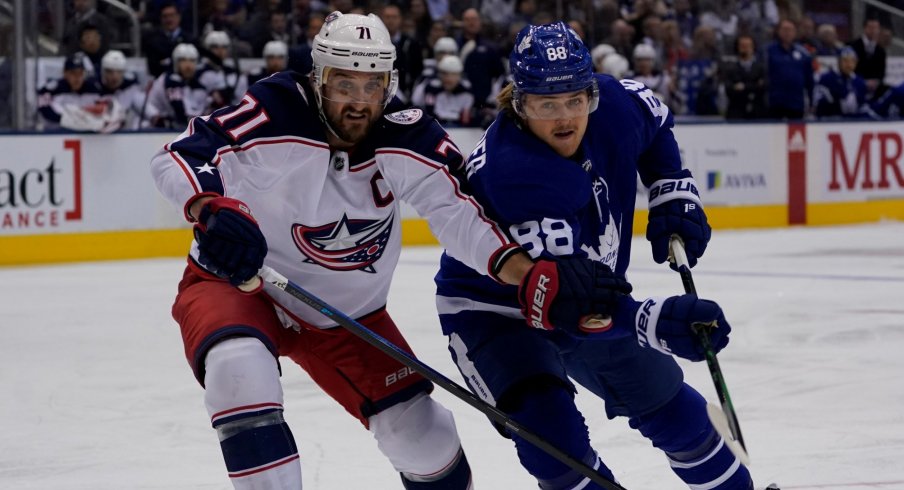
292,213,394,272
518,33,532,54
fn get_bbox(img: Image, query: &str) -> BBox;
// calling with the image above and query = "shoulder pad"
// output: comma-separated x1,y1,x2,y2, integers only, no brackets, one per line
383,108,424,125
43,79,60,92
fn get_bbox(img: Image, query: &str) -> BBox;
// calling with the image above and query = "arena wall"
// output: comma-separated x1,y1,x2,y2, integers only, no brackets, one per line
2,121,903,265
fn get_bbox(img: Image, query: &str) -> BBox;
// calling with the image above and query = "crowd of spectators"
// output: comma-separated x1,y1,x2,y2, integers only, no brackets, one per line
22,0,904,132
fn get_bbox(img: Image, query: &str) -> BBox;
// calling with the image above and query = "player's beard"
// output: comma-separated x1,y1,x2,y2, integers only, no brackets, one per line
325,104,380,146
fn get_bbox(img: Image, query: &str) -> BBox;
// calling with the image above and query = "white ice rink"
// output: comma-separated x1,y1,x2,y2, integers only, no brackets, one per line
2,223,903,489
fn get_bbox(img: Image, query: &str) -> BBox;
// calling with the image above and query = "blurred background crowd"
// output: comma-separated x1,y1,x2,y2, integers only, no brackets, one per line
2,0,904,132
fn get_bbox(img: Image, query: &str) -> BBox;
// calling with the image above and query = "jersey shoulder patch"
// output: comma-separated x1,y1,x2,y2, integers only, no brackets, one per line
384,108,423,125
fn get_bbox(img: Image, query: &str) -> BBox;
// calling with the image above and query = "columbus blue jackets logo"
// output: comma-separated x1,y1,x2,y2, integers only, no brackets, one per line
292,213,394,272
384,108,422,125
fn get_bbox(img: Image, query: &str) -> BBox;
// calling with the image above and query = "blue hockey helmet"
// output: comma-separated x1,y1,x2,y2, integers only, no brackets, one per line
510,22,599,117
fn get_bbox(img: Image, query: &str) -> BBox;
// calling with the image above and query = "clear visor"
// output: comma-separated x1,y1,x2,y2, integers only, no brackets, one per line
320,67,392,106
519,89,593,120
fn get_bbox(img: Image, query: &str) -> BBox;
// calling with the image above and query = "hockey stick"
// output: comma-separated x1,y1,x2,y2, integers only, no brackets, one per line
668,236,751,466
242,266,628,490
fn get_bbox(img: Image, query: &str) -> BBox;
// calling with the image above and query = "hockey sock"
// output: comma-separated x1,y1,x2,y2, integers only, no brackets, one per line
504,381,615,490
629,384,752,490
205,337,302,489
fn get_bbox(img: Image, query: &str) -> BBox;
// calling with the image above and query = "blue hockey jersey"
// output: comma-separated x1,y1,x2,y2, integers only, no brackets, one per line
435,74,687,337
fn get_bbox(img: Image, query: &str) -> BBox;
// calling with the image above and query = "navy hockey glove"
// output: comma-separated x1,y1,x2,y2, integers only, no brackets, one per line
518,257,633,334
635,294,730,362
193,197,268,287
646,175,711,269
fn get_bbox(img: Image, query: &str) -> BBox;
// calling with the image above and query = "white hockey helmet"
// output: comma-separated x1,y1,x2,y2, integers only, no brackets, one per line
101,50,127,71
437,55,463,74
263,40,288,58
172,43,199,62
204,30,232,49
632,43,656,60
601,53,629,79
433,37,458,56
311,11,398,108
591,43,615,68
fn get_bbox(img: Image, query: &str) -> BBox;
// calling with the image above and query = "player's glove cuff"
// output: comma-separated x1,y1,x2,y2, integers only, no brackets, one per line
636,296,670,355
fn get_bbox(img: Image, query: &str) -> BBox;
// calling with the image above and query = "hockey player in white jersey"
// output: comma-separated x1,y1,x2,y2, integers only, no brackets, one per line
96,50,146,131
150,11,627,490
145,43,209,129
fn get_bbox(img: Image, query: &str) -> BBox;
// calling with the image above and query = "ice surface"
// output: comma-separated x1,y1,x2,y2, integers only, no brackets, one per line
2,223,903,489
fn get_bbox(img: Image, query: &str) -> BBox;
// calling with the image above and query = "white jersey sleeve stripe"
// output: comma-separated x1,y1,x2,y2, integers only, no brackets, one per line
167,149,202,194
376,148,508,245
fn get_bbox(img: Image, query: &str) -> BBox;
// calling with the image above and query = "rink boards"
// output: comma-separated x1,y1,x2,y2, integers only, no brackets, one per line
1,121,903,265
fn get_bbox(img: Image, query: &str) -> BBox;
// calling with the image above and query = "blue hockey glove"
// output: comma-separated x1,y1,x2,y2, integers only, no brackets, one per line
635,294,730,362
193,197,268,287
646,176,711,269
518,257,633,334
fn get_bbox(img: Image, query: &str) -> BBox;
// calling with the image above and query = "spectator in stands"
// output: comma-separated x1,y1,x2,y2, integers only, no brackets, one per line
607,19,635,59
698,0,738,53
405,0,435,45
670,0,698,49
288,0,323,45
412,55,477,127
639,15,664,60
736,0,778,50
201,0,250,37
143,2,195,77
515,0,537,25
251,10,293,56
198,31,249,109
381,4,424,103
660,19,689,74
631,43,673,108
76,24,107,76
723,34,767,119
815,23,843,56
145,43,209,129
248,40,288,85
36,54,103,132
622,0,667,45
457,8,505,111
675,25,720,115
96,50,147,131
814,47,867,119
797,16,818,54
425,21,451,58
849,18,886,100
767,18,814,119
62,0,113,55
480,0,516,30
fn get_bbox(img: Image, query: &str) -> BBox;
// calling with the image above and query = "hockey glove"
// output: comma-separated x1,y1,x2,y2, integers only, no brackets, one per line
194,197,268,287
635,294,731,362
646,175,711,270
518,257,632,334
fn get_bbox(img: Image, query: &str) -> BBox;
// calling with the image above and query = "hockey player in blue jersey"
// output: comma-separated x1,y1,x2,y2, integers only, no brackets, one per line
435,22,754,489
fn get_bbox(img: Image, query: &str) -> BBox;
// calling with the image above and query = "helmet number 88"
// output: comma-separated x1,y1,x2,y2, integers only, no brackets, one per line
546,47,568,61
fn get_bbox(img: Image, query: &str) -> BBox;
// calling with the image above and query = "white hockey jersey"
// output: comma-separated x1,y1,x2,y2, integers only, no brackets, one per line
150,72,514,328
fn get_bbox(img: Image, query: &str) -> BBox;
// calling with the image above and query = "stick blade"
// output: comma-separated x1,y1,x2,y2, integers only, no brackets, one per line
707,402,751,466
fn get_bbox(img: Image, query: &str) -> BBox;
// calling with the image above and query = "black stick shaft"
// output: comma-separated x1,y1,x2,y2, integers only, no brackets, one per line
259,267,628,490
673,260,748,453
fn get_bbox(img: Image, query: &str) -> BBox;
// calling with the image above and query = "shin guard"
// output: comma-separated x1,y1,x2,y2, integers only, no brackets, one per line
630,384,752,490
504,382,615,490
205,337,302,489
